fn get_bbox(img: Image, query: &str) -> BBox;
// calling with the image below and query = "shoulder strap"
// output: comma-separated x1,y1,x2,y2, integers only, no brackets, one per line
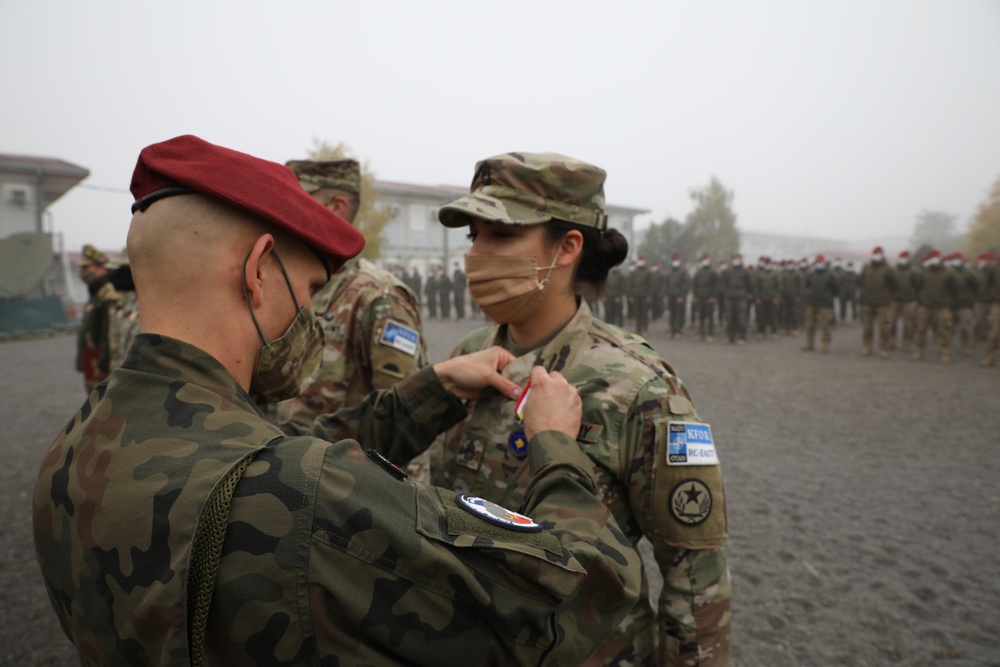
187,452,257,666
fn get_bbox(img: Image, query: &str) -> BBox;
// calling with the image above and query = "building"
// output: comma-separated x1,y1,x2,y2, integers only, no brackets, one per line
373,179,648,274
0,153,89,335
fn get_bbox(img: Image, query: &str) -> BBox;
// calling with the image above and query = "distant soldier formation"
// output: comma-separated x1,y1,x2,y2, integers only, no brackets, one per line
78,242,1000,372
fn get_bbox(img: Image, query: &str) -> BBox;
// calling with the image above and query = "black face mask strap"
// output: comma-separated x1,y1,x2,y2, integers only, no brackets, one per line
241,248,303,346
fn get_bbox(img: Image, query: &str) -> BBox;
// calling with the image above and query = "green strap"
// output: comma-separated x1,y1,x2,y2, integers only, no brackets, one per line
187,453,256,666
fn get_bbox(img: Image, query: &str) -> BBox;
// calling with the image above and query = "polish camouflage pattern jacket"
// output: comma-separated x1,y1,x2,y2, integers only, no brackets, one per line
422,301,731,667
34,333,642,666
270,257,428,430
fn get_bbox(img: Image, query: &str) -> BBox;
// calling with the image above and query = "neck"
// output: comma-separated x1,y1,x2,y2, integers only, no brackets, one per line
507,290,579,347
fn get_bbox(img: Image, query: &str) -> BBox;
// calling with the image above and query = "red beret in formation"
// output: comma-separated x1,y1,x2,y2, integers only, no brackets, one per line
129,135,365,272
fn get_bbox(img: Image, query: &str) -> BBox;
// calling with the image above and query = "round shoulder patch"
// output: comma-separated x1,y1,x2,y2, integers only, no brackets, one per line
456,494,543,532
669,478,713,526
508,430,529,458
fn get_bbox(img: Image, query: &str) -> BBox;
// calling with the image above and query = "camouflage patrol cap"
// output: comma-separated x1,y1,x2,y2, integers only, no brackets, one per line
285,159,361,196
79,244,109,267
439,152,609,230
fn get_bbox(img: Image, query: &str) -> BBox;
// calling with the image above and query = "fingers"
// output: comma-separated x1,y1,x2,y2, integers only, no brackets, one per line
523,367,582,440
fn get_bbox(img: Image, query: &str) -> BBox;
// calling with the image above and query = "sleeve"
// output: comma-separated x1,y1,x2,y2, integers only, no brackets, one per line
622,380,731,666
306,429,642,666
359,285,429,389
305,366,468,464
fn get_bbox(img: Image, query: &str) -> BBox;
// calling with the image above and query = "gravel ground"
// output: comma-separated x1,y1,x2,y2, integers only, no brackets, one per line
2,317,998,666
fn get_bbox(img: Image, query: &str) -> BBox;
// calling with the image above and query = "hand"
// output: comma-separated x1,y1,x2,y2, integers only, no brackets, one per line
521,366,582,441
433,346,520,401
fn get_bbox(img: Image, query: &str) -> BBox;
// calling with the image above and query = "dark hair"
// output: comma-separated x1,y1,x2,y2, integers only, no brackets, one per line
543,219,628,295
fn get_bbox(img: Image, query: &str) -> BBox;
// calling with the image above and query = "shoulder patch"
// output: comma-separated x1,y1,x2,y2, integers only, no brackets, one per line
379,320,420,356
669,478,713,526
456,494,543,532
667,421,719,465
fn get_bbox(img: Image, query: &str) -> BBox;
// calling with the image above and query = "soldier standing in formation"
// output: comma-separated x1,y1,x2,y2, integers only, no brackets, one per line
890,249,918,351
981,253,1000,367
913,248,958,363
778,259,804,335
835,259,859,324
802,254,839,353
75,244,119,391
721,252,753,345
34,135,642,666
692,252,719,342
973,253,992,343
859,245,899,358
949,252,980,357
437,263,453,319
452,260,467,321
424,265,439,318
268,159,427,430
604,265,626,327
408,266,423,305
424,151,731,667
629,255,652,336
754,256,780,340
666,252,691,339
650,260,665,321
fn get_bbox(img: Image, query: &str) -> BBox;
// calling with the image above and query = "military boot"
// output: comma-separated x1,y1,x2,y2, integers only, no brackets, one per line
861,344,872,357
942,349,953,364
912,348,924,362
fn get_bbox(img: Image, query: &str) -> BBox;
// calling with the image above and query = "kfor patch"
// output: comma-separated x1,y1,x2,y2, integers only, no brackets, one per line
456,494,543,532
379,320,420,356
667,421,719,465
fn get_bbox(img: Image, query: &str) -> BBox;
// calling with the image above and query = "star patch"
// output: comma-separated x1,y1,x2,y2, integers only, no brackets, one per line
508,430,529,458
456,494,543,532
669,478,712,526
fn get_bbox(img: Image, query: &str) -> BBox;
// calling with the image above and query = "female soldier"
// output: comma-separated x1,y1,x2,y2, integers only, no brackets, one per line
421,152,731,666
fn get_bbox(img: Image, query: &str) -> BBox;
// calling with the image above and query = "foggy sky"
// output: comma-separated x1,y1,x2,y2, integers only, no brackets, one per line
2,0,998,254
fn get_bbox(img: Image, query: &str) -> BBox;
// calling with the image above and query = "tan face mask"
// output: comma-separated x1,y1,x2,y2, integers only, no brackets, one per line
465,252,559,323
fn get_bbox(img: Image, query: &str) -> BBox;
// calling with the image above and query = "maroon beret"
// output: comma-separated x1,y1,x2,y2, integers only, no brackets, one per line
130,135,364,273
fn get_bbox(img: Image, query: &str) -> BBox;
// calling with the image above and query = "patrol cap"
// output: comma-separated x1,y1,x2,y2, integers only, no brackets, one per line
439,152,609,231
285,158,361,196
129,135,365,273
79,244,109,267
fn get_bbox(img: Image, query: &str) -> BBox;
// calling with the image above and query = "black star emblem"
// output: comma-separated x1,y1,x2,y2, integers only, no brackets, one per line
683,483,703,505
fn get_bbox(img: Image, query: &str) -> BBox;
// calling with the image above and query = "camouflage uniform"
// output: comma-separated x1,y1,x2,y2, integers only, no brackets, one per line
666,263,691,338
859,258,898,357
34,333,642,666
269,158,428,430
629,262,652,337
890,259,919,349
423,301,731,666
952,262,980,356
803,263,839,353
720,261,753,344
778,262,803,334
913,258,958,362
76,245,120,391
691,262,719,341
753,262,779,339
270,257,427,431
605,267,626,327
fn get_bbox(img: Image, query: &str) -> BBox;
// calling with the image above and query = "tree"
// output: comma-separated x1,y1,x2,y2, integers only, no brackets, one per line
965,175,1000,257
911,210,963,253
307,139,390,261
638,217,687,264
684,176,740,263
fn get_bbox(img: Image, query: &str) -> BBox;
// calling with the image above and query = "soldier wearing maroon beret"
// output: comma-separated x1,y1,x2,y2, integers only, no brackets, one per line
32,135,642,666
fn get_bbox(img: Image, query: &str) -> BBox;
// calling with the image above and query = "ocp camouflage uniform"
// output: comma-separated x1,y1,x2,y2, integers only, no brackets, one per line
803,267,838,352
34,333,642,666
952,264,980,356
666,265,691,338
914,264,958,362
76,275,119,392
859,261,898,357
423,301,731,667
692,264,719,341
270,257,427,431
891,261,919,349
721,264,753,344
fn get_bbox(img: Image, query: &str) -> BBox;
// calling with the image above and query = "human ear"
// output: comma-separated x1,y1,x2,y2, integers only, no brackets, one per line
243,234,276,309
558,229,584,267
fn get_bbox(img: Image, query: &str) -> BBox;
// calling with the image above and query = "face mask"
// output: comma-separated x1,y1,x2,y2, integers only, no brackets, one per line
925,258,941,268
243,250,325,405
897,259,909,267
671,261,681,268
732,260,742,268
465,252,559,324
872,254,884,263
